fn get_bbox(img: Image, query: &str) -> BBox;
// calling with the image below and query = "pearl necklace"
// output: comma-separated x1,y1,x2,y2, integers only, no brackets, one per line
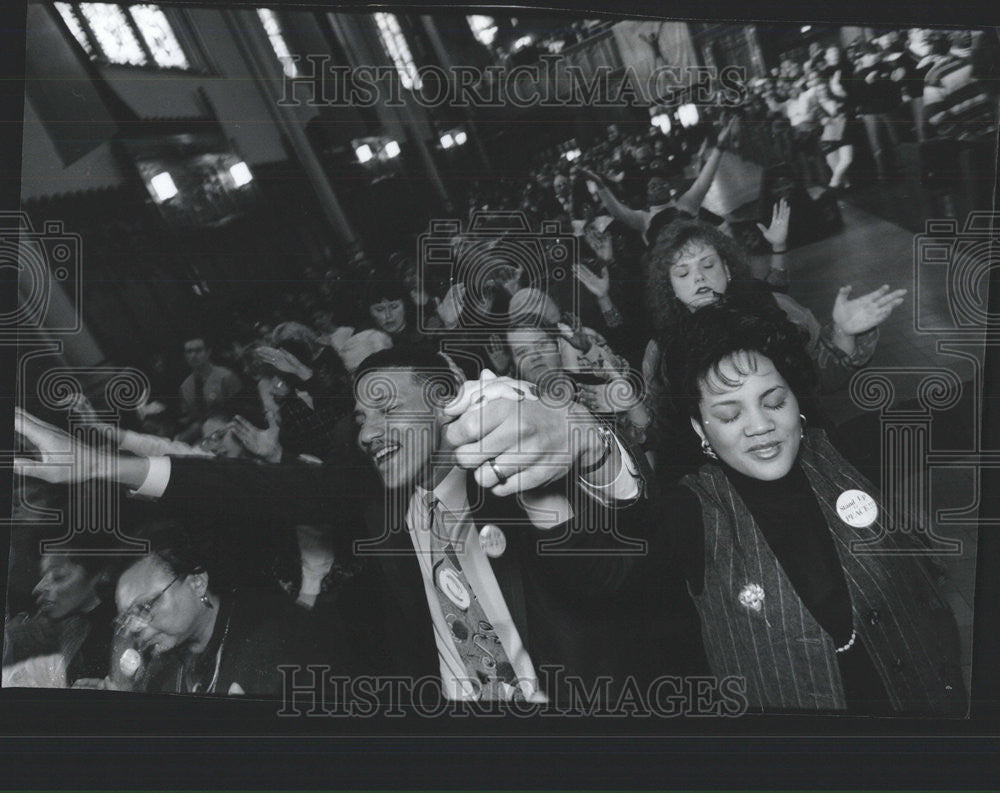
835,628,857,654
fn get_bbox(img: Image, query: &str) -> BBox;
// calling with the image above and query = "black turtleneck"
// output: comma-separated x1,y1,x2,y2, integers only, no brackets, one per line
663,457,893,713
723,460,854,646
665,459,852,644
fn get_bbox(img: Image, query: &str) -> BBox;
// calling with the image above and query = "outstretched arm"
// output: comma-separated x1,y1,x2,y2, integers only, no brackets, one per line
14,408,369,527
577,167,646,232
674,118,735,217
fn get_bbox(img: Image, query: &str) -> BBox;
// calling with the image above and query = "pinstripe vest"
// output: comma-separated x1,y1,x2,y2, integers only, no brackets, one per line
681,430,966,715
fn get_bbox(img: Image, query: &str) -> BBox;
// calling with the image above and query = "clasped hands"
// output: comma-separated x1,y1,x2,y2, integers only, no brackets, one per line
439,370,621,497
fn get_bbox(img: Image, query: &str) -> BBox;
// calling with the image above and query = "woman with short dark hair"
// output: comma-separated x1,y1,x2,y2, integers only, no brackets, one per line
3,532,119,687
654,304,966,715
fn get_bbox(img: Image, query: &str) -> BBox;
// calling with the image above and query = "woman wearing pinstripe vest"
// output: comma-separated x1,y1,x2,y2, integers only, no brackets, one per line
655,304,966,715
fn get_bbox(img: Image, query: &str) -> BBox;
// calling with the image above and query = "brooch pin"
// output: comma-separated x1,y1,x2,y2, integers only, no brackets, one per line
738,583,765,612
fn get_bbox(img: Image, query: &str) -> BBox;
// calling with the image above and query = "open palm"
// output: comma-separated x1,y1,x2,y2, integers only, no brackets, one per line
755,199,791,251
832,284,907,335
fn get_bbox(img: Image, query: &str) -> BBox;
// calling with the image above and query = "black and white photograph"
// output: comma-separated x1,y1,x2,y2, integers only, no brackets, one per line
1,1,999,787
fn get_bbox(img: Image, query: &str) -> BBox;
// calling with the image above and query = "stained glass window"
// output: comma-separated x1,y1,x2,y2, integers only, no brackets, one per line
76,3,147,66
54,3,194,71
373,12,421,91
129,5,189,69
257,8,298,78
54,2,94,56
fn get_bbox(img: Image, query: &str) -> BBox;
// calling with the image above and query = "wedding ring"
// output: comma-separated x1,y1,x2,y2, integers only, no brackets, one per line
487,458,508,486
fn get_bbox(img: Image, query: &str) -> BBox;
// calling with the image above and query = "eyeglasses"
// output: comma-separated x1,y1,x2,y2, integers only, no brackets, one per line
115,575,179,631
199,426,231,449
515,336,560,354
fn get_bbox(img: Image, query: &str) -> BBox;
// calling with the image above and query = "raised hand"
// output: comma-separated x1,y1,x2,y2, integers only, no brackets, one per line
574,262,611,299
496,264,523,297
556,312,591,353
716,116,737,149
442,385,616,497
576,166,606,189
67,392,119,445
832,284,908,336
436,283,466,329
231,414,282,463
14,408,105,484
755,198,791,253
583,224,614,263
444,369,537,417
486,334,512,375
255,346,312,381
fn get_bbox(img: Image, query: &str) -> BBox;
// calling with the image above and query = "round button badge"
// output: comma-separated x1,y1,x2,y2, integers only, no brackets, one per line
437,566,471,610
836,489,879,528
479,524,507,558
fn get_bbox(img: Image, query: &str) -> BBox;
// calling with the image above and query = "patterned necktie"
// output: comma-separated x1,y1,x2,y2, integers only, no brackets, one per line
424,493,524,702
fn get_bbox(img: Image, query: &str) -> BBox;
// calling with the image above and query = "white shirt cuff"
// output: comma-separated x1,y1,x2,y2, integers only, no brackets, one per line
127,456,171,500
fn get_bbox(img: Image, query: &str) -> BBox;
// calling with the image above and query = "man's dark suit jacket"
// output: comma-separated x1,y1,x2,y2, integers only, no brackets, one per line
153,454,706,706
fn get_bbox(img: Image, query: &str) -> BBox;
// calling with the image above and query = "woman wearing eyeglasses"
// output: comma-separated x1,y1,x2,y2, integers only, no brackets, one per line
75,519,316,696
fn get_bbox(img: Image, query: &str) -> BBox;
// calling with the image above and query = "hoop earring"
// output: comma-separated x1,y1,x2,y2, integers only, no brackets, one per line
800,413,807,439
701,438,718,460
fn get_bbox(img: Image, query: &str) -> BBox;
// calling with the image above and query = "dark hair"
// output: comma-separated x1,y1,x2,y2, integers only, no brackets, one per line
201,407,235,427
40,530,125,583
183,335,210,350
364,277,409,308
363,277,412,336
353,344,462,408
130,519,220,591
646,219,770,342
676,300,817,421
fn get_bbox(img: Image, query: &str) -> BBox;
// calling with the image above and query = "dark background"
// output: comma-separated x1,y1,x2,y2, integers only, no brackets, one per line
0,0,998,789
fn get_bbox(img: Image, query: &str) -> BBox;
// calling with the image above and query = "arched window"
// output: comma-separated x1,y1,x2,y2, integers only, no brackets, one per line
256,8,298,78
373,12,421,91
54,2,192,70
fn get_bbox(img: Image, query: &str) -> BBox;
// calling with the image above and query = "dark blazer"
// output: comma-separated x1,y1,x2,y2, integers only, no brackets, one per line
155,453,705,705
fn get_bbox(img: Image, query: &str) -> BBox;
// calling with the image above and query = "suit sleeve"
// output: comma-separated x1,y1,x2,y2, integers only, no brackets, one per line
524,476,655,600
158,456,375,528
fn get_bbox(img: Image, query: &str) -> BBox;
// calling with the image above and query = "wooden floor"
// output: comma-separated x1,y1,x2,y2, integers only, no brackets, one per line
753,197,983,692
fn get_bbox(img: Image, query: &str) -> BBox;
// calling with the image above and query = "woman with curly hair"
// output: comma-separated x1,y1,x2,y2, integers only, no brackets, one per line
654,304,965,715
643,217,905,475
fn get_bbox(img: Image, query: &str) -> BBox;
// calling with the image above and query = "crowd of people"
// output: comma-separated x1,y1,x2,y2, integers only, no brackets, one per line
6,27,992,716
737,28,998,190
